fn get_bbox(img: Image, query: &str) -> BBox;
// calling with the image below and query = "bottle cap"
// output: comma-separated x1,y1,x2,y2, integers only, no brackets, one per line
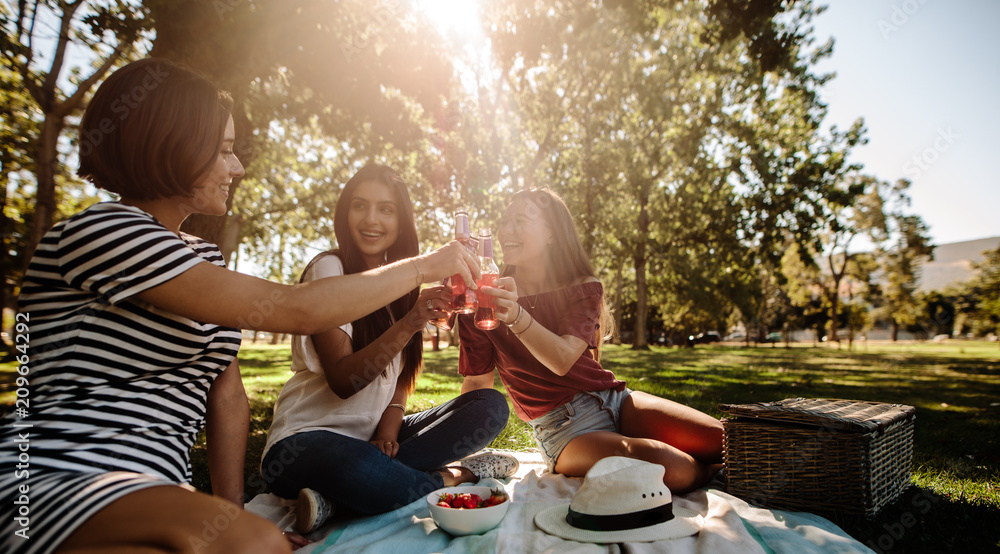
455,211,470,240
479,229,494,258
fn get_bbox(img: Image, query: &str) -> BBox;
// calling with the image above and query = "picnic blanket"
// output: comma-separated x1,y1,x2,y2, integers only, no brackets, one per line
245,451,875,553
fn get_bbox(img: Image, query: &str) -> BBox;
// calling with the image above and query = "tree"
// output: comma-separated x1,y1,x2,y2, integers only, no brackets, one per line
966,246,1000,342
1,64,39,347
145,0,458,259
916,290,956,338
2,0,149,264
878,211,934,340
781,240,832,343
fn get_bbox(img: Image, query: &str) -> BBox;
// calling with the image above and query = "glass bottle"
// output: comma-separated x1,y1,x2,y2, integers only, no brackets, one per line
475,228,501,330
450,210,478,314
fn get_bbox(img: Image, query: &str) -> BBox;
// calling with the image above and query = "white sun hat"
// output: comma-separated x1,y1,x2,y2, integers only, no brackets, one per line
534,456,702,543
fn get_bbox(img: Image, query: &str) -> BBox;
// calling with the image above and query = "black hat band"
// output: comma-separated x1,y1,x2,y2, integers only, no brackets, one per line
566,501,675,532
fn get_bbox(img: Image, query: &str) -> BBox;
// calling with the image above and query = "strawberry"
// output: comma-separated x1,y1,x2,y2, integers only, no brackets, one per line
462,493,481,509
489,488,507,506
438,491,501,509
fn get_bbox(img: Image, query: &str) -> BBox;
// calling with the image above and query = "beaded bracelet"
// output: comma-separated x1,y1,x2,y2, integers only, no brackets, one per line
506,304,525,328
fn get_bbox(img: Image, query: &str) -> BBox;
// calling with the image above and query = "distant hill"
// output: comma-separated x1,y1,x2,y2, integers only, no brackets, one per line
919,237,1000,292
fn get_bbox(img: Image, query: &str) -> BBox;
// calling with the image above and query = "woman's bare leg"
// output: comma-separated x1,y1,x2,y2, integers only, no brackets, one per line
553,391,724,493
554,431,717,493
57,486,290,554
619,390,724,464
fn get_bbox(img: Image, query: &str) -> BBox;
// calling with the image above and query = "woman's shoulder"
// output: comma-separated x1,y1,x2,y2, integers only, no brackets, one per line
302,252,345,282
68,201,152,225
57,202,174,242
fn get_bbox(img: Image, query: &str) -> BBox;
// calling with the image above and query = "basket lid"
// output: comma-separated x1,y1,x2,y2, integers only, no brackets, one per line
718,398,915,432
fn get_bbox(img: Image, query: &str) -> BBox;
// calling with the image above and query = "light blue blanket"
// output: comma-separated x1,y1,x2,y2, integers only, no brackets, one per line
285,469,874,554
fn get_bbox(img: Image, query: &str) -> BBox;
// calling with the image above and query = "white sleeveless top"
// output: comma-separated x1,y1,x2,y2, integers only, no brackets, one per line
262,254,402,457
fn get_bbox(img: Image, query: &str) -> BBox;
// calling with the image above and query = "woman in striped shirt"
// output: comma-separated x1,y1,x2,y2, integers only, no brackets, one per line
1,58,479,554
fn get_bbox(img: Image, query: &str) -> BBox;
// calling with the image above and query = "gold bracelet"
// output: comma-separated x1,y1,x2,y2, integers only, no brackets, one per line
410,259,423,288
387,403,406,412
513,313,534,336
506,304,524,328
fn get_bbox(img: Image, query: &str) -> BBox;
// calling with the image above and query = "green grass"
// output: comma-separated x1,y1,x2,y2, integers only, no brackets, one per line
3,340,999,551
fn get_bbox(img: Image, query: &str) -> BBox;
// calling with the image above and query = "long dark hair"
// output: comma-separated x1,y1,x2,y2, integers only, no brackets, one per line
303,164,422,392
499,188,614,354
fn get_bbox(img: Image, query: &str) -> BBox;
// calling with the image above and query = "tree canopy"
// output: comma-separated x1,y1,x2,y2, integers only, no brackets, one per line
4,0,988,352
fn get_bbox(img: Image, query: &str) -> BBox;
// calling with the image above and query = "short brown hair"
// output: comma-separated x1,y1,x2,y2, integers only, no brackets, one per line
77,58,233,200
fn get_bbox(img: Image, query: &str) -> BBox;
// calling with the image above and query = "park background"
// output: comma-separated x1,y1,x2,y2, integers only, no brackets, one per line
2,0,999,552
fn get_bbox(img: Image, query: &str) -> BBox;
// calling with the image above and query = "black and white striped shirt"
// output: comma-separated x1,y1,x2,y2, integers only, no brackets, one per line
1,202,241,553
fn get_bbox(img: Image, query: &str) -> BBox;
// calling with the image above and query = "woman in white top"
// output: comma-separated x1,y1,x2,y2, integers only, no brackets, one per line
261,165,515,531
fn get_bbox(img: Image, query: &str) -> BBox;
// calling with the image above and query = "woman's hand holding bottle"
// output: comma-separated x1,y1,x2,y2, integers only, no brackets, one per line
405,285,453,332
417,240,481,289
482,276,521,325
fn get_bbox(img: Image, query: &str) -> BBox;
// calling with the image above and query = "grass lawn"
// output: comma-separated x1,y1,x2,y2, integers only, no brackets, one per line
3,340,998,552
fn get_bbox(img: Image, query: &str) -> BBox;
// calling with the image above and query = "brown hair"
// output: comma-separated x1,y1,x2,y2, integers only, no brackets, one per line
77,58,234,200
500,188,615,353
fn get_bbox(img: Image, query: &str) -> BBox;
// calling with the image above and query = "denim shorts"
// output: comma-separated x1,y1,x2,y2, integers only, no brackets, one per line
529,388,632,472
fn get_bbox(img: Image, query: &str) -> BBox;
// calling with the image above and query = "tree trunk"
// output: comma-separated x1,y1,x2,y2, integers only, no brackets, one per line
891,319,899,342
828,283,840,344
632,195,650,350
633,251,648,350
612,260,623,345
24,117,64,267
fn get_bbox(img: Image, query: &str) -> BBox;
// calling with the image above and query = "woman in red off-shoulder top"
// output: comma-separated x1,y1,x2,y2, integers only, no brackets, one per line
459,188,723,493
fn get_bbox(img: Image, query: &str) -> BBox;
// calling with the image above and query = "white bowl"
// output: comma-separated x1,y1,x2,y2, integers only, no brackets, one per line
426,485,510,536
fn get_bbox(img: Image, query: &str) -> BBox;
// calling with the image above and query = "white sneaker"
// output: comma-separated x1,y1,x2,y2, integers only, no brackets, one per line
458,451,520,480
296,488,334,534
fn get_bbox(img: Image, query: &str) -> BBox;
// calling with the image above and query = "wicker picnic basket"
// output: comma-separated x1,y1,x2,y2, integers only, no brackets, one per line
719,398,916,517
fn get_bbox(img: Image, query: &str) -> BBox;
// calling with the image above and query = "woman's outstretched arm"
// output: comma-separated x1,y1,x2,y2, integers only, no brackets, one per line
136,241,479,335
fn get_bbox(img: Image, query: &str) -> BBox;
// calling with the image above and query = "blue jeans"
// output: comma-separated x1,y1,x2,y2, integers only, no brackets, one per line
261,388,509,515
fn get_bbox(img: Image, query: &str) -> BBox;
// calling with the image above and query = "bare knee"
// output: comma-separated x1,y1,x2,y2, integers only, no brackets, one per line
622,441,701,493
700,419,725,461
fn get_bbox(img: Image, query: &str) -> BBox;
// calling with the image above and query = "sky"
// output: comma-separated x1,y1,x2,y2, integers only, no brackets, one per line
808,0,1000,246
